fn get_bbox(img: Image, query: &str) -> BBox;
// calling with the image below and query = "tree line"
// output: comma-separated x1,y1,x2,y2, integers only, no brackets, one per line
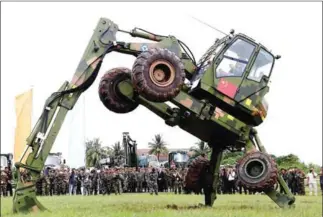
85,135,321,172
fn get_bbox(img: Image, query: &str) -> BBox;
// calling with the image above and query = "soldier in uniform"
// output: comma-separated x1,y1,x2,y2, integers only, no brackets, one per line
136,168,144,193
48,168,56,196
112,168,123,195
148,167,158,195
143,167,149,192
35,172,43,195
105,169,113,195
0,170,8,196
83,171,91,195
90,169,99,195
42,169,50,196
296,169,306,195
173,168,183,194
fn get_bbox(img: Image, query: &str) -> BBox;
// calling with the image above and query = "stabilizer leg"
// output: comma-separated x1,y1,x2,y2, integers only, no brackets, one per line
204,146,223,207
13,179,47,213
250,129,295,208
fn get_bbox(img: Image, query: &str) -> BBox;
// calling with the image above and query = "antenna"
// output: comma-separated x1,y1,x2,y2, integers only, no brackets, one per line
190,16,228,36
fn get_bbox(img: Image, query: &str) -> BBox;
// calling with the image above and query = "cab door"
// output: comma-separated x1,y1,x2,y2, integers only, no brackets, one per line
214,38,257,100
234,48,274,104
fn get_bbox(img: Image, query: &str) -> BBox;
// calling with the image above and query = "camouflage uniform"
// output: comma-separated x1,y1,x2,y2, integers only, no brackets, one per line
48,169,55,196
42,173,50,196
105,170,113,195
173,170,183,194
35,173,43,196
143,169,149,192
148,168,158,195
83,173,91,195
0,171,8,196
90,170,99,195
136,170,144,193
112,170,123,195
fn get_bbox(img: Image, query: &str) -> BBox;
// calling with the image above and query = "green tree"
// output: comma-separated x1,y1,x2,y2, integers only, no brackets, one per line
189,140,211,158
221,150,244,165
85,138,105,168
112,141,124,159
148,134,168,161
275,154,307,171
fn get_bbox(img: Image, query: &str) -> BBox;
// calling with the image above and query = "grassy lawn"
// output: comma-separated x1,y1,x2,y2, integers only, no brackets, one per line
1,193,322,217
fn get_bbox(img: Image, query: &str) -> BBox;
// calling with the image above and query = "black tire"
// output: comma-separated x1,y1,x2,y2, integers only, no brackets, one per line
236,151,278,192
131,48,185,102
184,156,210,193
98,67,139,114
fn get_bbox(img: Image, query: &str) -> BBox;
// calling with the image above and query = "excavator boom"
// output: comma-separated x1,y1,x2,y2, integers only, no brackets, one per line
13,18,118,213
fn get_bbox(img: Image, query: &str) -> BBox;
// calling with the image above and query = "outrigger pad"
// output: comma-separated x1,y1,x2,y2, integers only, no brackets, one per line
13,185,47,213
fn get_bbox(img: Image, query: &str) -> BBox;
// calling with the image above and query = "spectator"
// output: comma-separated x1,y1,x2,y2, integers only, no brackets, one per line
227,168,236,194
306,168,318,196
69,169,76,195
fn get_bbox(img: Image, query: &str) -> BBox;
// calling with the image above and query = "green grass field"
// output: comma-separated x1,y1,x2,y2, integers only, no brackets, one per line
1,193,322,217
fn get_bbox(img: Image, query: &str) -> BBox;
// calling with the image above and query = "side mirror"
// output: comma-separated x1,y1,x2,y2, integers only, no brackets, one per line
262,77,269,83
275,55,281,60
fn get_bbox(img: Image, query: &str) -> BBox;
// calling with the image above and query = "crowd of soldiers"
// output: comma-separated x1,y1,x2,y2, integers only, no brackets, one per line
31,166,188,196
216,167,309,195
0,167,13,197
1,165,322,197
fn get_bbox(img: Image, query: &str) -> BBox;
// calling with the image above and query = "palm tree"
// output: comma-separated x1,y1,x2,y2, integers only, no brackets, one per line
189,140,211,158
112,141,124,158
148,134,168,161
85,138,104,168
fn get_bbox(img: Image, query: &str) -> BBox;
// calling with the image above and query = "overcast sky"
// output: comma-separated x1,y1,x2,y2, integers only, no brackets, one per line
1,2,322,167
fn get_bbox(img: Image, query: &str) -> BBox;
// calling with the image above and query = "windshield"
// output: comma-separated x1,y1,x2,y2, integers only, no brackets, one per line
0,156,8,168
45,155,61,167
216,39,256,78
173,153,189,162
247,48,274,82
147,155,158,162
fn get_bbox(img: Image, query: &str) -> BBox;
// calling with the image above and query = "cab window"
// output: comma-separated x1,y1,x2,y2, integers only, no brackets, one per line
216,39,256,78
247,49,274,82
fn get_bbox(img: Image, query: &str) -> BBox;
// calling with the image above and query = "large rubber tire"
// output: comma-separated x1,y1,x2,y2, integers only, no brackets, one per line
98,67,139,114
131,48,185,102
184,156,210,193
236,151,278,192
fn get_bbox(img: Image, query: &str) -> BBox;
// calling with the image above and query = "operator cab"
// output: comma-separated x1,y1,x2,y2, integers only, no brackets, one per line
190,33,277,126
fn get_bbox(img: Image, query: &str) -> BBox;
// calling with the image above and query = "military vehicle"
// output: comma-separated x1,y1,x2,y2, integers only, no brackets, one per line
0,153,13,170
122,132,138,167
167,150,190,168
12,17,295,213
44,152,66,170
138,154,159,168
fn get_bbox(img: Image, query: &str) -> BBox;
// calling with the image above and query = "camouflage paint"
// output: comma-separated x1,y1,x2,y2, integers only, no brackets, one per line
13,17,294,214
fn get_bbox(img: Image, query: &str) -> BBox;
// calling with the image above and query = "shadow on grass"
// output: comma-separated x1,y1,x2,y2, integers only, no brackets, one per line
165,203,256,210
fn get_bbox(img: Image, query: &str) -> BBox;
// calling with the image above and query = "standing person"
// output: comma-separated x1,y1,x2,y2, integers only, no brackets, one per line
227,168,236,194
5,167,13,196
69,169,76,195
307,168,318,196
148,167,158,195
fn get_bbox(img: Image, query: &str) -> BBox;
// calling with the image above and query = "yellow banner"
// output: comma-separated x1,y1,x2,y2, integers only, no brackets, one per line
14,88,33,164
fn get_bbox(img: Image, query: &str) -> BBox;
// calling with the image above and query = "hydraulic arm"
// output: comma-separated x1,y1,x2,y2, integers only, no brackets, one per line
12,17,182,213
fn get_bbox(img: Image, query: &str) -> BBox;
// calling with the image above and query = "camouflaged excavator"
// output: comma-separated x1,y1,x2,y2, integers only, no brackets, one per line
12,17,295,213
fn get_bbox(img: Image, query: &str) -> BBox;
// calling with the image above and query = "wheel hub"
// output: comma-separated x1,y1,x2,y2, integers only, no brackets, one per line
149,60,175,87
244,159,266,179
